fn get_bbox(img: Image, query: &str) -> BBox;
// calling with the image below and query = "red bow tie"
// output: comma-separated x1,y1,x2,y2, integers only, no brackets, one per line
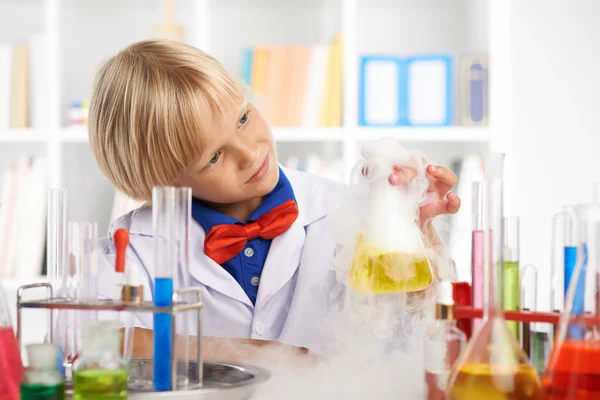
204,199,299,264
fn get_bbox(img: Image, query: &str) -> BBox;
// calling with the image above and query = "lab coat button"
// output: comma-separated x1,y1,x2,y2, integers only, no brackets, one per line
254,321,264,335
244,247,255,257
251,276,260,287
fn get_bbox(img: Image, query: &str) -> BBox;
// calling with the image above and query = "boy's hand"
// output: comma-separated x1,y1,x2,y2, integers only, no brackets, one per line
388,163,461,223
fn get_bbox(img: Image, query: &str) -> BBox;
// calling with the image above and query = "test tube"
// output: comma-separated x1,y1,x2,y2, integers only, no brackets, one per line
47,189,67,289
503,216,520,338
47,189,68,374
471,181,484,330
68,222,99,364
564,207,585,319
519,264,537,358
174,187,192,388
153,187,176,391
550,211,568,314
75,222,99,302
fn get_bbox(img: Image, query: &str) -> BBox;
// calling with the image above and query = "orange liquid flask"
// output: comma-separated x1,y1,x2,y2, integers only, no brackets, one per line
542,203,600,400
447,153,541,400
348,138,434,294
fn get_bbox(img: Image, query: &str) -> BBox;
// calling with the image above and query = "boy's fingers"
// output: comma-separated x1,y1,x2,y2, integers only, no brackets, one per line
419,193,461,220
427,164,457,184
390,165,418,185
446,192,461,214
427,165,458,196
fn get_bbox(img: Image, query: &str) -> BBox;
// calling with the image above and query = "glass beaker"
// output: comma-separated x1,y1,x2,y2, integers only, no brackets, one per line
72,321,128,400
542,203,600,399
348,138,434,294
446,153,541,399
0,279,23,400
20,343,65,400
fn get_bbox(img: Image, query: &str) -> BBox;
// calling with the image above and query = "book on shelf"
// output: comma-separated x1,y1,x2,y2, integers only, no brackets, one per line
242,34,343,128
0,155,47,279
0,35,49,130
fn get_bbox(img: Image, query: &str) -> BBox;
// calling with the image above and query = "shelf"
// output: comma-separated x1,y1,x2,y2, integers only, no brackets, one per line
271,127,346,142
59,126,88,142
355,126,491,142
0,126,492,144
0,129,49,143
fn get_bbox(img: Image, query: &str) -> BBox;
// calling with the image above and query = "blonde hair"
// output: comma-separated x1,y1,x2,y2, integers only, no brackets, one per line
88,40,245,201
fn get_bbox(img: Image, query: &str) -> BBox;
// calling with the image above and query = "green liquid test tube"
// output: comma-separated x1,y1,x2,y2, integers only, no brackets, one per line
503,216,520,338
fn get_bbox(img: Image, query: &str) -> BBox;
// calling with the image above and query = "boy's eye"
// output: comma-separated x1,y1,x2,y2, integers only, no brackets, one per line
207,151,221,167
237,112,248,128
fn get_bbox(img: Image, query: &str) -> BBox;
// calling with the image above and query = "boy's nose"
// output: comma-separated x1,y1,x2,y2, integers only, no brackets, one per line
236,143,258,169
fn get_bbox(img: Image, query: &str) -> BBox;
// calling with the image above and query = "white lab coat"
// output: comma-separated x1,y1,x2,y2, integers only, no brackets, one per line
96,167,346,355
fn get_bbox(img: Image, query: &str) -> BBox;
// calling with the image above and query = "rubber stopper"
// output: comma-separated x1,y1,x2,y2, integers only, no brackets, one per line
114,228,129,273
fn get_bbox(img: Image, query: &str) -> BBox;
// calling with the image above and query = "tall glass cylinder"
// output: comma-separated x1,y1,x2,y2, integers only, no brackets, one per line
77,222,99,302
447,153,541,399
67,221,99,367
471,181,484,330
503,216,520,338
551,211,569,314
552,206,586,339
47,189,67,287
174,187,191,388
152,187,176,391
47,189,68,374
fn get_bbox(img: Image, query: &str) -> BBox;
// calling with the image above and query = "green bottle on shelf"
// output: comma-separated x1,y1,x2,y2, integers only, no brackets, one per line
20,343,65,400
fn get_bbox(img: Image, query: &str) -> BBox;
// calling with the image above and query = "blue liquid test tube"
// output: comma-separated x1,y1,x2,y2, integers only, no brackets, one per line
152,187,176,391
564,206,586,339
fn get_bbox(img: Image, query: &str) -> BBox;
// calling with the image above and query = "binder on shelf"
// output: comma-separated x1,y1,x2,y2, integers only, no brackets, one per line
359,54,453,127
459,55,488,126
406,54,452,126
359,56,406,126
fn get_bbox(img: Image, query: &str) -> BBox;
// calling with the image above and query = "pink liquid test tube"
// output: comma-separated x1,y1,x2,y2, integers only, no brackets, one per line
471,181,485,330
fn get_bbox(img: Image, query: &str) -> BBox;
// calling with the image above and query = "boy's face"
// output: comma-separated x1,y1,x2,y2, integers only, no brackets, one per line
178,99,279,205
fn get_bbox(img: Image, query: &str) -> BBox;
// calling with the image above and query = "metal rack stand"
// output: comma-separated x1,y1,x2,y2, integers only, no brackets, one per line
16,282,203,389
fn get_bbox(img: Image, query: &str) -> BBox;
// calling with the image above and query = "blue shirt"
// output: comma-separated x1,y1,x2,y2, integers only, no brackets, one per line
191,168,296,305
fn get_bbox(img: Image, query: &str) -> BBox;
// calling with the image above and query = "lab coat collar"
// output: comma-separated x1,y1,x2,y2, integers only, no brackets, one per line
124,166,342,237
118,166,343,307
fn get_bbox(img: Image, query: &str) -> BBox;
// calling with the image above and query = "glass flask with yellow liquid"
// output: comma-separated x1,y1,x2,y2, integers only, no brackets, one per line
349,138,434,294
447,153,542,400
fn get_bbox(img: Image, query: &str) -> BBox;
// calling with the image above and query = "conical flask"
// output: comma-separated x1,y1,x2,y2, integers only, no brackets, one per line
0,279,23,400
446,153,541,399
542,203,600,399
349,138,434,294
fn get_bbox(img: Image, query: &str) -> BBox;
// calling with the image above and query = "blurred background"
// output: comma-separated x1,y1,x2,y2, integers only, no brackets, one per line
0,0,598,325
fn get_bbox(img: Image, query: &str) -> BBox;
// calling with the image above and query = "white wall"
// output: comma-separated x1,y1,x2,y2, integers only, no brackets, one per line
512,0,600,311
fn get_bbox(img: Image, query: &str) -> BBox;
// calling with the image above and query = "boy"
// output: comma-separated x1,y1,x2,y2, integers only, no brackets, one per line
89,40,460,362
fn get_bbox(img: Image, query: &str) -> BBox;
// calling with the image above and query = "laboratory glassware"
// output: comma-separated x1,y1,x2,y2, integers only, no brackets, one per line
446,153,541,399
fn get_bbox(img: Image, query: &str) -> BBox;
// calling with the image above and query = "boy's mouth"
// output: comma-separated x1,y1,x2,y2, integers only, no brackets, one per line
247,153,270,184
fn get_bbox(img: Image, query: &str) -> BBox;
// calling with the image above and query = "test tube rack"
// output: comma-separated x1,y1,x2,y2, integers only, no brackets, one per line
16,282,203,391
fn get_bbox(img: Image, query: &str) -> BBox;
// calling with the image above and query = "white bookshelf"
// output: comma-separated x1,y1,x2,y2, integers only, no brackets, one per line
0,0,512,251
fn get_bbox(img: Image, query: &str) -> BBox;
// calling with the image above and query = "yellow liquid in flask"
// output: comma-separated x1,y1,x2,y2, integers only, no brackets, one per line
448,364,542,400
350,235,433,294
